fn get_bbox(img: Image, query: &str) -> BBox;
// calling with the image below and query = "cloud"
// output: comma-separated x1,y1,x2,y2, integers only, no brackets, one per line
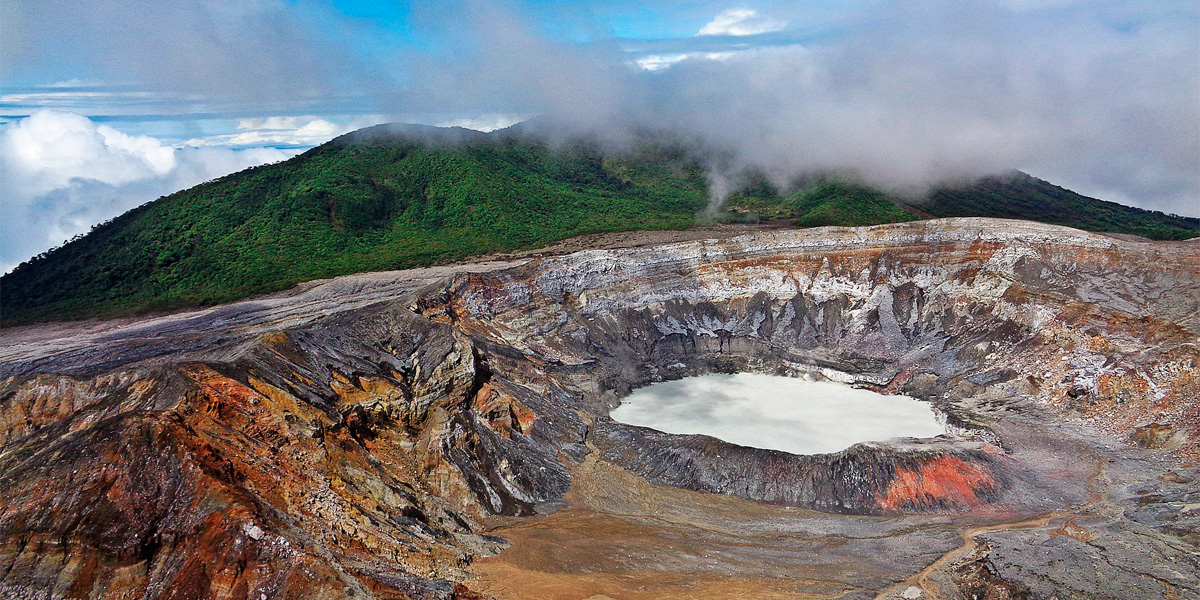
237,116,337,132
697,9,785,36
3,0,379,112
634,52,735,72
183,116,353,148
39,78,105,88
434,114,527,132
3,110,176,196
0,84,210,121
421,0,1198,216
0,90,161,107
1,110,292,273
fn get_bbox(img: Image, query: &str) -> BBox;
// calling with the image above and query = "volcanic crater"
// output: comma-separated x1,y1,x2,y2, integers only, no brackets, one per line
1,218,1198,600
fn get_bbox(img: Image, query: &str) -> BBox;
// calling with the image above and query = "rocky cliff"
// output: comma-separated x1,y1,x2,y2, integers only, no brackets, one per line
2,218,1197,599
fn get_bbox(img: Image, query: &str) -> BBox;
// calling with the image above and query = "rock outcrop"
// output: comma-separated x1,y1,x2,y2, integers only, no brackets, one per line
2,218,1197,599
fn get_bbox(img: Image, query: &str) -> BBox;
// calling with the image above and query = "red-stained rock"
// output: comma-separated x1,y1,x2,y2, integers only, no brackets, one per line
878,456,997,511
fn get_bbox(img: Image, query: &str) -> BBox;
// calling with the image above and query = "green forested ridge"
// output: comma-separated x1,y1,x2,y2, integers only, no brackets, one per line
722,173,1199,239
1,125,709,325
718,176,921,226
917,171,1200,241
3,124,1196,326
787,181,923,227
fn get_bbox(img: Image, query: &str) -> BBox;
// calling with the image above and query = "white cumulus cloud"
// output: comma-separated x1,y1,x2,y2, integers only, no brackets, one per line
1,110,292,273
434,114,526,132
182,115,389,148
635,51,737,72
3,110,175,197
697,9,785,36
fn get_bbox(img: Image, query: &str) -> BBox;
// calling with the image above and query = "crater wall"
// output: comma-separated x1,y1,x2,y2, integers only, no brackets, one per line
2,218,1197,599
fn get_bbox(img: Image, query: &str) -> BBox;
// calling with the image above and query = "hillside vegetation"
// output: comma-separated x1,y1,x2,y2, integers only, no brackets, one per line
919,172,1200,241
1,125,708,325
3,124,1196,326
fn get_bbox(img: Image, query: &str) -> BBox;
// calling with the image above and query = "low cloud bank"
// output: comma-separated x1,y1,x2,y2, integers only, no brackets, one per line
0,111,292,273
443,2,1198,214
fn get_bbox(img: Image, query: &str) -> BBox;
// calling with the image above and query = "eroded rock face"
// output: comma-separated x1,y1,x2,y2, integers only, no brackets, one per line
591,423,1015,513
1,218,1197,599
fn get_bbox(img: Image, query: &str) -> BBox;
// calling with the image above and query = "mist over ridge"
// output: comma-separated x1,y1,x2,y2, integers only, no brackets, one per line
418,1,1199,216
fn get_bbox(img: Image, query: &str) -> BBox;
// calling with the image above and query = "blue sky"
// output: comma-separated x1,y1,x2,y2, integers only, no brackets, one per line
1,1,1197,271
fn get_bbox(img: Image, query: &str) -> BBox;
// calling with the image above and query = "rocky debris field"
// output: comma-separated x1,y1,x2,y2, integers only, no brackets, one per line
1,217,1198,599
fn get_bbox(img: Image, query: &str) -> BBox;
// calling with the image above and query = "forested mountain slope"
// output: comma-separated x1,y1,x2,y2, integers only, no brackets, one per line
3,124,1195,326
